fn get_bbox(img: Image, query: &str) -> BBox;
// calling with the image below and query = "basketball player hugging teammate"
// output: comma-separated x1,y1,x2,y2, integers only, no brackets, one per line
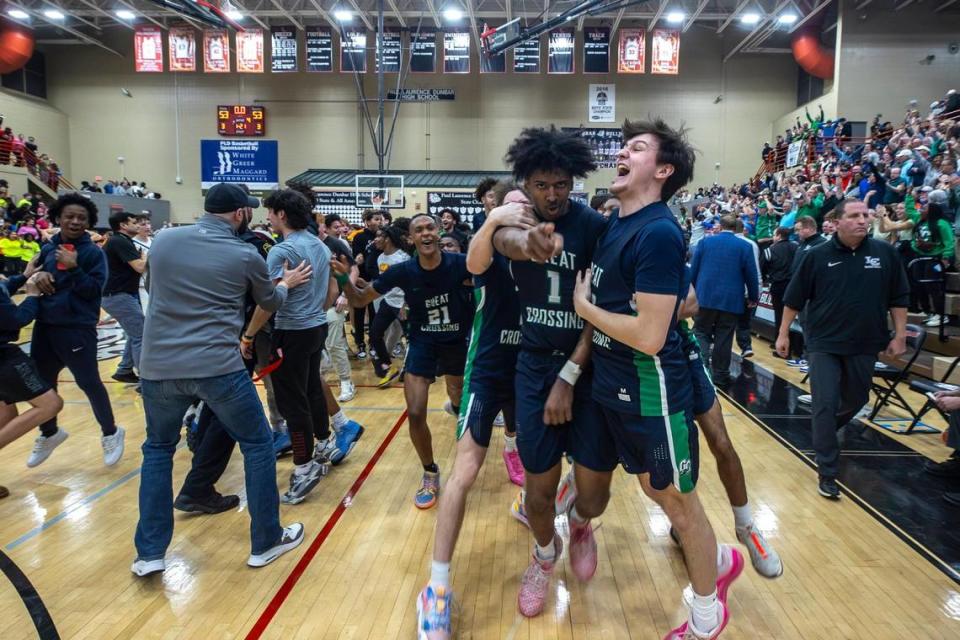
416,120,783,640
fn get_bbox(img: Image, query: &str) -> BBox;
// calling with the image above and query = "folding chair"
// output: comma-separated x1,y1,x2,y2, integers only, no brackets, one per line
867,323,926,422
906,356,960,434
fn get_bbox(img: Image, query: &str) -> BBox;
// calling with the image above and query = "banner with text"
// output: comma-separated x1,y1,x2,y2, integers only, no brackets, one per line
135,26,164,72
562,127,622,168
168,27,196,72
786,140,805,168
236,29,264,73
411,30,437,73
548,29,575,74
341,30,367,73
427,191,483,226
271,26,297,72
617,28,645,74
306,27,333,72
376,30,402,73
203,29,230,73
313,191,365,224
588,84,615,123
387,88,455,102
514,35,541,73
650,29,680,75
443,30,471,73
201,140,279,190
583,27,609,74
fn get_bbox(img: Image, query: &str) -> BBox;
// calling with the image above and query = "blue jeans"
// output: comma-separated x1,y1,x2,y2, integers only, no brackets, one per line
135,370,282,560
102,292,144,373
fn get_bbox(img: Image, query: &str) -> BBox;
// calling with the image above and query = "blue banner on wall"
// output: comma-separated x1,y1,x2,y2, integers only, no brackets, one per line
200,139,279,190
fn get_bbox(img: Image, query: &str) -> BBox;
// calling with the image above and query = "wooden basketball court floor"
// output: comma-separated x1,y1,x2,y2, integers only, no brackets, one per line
2,327,960,639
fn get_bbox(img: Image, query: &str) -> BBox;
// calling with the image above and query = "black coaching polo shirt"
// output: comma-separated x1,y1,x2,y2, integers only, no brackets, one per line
783,234,909,356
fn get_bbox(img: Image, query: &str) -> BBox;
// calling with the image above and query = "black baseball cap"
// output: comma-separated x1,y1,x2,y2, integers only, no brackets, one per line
205,183,259,213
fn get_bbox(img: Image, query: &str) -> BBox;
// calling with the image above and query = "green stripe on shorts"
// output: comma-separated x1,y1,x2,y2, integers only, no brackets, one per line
667,411,695,493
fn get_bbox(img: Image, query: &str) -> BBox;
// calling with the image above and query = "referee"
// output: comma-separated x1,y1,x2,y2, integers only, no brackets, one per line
776,198,909,499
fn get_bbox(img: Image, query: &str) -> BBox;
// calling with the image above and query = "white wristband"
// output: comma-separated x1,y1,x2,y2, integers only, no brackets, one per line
558,360,582,386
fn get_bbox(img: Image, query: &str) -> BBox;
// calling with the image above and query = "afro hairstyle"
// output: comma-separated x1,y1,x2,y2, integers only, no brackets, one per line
504,125,597,182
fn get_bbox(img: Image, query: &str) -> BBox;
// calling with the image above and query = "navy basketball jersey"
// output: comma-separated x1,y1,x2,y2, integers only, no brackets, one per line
464,253,522,390
589,202,693,416
509,200,607,355
373,251,471,345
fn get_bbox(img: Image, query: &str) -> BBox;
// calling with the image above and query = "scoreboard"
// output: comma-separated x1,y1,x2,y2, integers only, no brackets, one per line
217,105,265,137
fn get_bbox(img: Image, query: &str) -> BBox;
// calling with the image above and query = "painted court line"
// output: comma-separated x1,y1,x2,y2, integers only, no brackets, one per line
245,409,409,640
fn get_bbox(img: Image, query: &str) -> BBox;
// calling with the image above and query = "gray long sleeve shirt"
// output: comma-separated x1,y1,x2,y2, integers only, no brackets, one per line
139,214,288,380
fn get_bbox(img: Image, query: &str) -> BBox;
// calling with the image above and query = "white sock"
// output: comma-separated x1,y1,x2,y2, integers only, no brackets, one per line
331,410,348,430
717,544,731,574
430,560,450,588
732,502,753,530
534,540,556,563
504,434,517,452
569,505,588,525
294,462,313,476
690,589,721,636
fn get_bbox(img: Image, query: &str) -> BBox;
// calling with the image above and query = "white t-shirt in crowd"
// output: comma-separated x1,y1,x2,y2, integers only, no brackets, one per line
377,250,410,309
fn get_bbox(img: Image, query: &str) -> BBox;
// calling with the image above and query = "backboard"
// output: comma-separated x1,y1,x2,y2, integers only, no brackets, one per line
355,174,405,209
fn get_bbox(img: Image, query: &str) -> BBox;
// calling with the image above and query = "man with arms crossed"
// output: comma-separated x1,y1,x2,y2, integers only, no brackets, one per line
573,119,740,640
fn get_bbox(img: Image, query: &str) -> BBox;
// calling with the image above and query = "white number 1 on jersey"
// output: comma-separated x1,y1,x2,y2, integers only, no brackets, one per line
547,270,561,304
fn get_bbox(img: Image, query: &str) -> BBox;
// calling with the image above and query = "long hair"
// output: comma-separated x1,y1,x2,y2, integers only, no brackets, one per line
925,203,945,245
504,125,597,181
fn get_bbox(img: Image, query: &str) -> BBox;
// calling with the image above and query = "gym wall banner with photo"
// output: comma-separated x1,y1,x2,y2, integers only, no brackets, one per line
588,84,615,123
236,29,265,73
168,27,196,71
200,140,279,191
203,29,230,73
618,28,645,74
426,192,484,226
134,26,164,72
651,29,680,75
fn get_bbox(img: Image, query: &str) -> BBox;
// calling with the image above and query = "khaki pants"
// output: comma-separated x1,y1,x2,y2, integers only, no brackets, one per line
325,307,352,382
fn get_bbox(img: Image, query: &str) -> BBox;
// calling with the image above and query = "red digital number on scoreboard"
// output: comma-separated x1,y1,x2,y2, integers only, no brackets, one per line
217,105,266,137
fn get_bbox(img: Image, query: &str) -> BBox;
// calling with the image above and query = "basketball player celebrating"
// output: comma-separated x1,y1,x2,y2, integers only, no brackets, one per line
416,182,536,637
332,215,472,509
572,119,739,640
494,127,618,618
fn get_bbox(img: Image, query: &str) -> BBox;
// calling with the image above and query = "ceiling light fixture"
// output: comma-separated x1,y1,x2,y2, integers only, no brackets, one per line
741,12,761,24
666,11,685,24
7,9,29,19
778,13,798,24
116,9,136,20
43,9,65,19
334,9,352,21
443,7,463,21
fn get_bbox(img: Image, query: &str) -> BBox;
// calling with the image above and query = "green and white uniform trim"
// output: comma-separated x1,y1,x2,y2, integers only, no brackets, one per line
456,286,486,440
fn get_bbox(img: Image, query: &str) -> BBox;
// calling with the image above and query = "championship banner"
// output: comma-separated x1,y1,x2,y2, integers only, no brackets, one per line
411,30,437,73
583,27,609,74
547,29,574,74
427,191,484,226
561,127,622,168
588,84,615,123
443,30,470,74
305,27,333,72
203,29,230,73
513,35,541,73
341,29,367,73
134,26,163,72
271,26,297,72
169,27,196,72
376,30,402,73
650,29,680,75
236,29,264,73
617,28,645,74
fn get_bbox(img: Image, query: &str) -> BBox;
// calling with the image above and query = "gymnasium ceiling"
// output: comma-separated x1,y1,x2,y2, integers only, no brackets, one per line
5,0,956,59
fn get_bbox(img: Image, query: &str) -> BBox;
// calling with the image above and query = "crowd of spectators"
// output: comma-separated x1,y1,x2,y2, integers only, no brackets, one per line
79,179,162,200
0,115,62,191
677,88,959,328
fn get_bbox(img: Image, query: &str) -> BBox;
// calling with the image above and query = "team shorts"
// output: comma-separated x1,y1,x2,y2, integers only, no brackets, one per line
0,344,52,404
687,345,717,416
599,405,700,493
403,339,467,381
456,380,514,447
514,350,618,475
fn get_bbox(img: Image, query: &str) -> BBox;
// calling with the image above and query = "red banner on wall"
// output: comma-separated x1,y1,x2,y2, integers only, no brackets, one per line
168,27,196,72
651,29,680,75
617,28,645,74
204,29,230,73
236,28,264,73
134,26,164,72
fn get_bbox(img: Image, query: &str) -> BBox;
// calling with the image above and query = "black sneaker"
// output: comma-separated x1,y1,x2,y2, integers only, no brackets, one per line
174,492,240,514
112,370,140,384
818,476,840,500
924,455,960,479
741,348,754,358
